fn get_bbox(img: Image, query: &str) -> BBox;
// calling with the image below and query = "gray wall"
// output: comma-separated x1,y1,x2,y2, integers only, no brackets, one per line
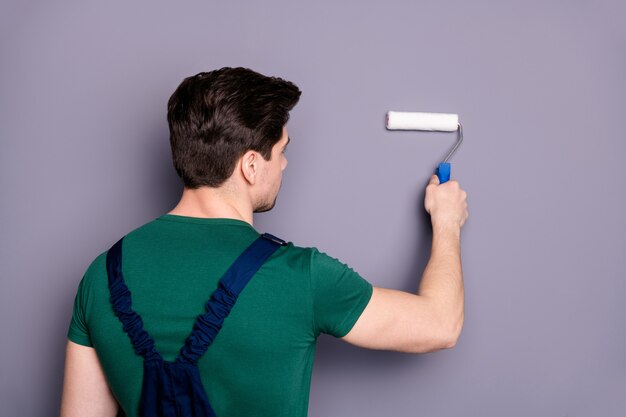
2,0,625,415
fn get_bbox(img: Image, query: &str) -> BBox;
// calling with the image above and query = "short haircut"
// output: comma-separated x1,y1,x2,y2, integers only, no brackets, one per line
167,67,301,188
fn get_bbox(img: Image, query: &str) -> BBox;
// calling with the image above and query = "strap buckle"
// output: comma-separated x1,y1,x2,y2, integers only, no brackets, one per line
261,233,287,246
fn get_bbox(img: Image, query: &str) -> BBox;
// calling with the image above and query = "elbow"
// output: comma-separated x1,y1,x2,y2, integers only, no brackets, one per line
442,334,458,349
442,315,464,349
406,316,464,354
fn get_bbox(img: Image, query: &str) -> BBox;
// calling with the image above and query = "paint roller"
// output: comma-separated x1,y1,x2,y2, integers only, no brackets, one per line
385,111,463,184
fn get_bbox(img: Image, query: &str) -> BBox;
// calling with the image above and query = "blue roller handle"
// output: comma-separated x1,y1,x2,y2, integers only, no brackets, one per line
437,162,451,184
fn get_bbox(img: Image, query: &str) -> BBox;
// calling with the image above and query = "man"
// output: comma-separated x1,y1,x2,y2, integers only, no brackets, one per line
61,67,468,417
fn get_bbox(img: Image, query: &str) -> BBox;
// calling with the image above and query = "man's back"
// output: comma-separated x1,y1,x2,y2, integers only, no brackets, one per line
68,214,373,417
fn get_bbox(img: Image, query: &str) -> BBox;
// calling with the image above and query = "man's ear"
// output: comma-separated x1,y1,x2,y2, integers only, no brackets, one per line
240,150,258,185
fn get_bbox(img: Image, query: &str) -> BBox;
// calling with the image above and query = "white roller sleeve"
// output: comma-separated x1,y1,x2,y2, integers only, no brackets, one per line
386,111,459,132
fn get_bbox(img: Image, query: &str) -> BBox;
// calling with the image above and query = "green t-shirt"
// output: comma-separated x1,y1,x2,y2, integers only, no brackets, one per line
67,214,373,417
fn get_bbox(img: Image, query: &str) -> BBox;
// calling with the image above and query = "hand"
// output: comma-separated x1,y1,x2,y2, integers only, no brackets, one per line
424,175,469,230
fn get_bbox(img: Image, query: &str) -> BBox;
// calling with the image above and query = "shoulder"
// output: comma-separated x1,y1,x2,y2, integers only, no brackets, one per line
270,240,311,266
279,242,372,338
76,249,109,298
278,240,369,290
275,241,348,272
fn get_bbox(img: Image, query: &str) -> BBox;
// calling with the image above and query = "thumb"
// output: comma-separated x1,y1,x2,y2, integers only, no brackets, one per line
428,174,440,186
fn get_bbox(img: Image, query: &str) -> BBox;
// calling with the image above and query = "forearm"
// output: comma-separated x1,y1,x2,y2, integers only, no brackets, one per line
417,223,464,342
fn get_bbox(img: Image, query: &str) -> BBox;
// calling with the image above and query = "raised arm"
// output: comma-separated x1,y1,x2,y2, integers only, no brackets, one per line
342,175,468,353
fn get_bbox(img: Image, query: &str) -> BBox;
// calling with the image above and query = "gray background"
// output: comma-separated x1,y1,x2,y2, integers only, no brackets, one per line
1,0,625,415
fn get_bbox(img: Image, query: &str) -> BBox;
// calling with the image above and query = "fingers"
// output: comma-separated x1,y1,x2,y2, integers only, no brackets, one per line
424,173,469,229
428,174,440,186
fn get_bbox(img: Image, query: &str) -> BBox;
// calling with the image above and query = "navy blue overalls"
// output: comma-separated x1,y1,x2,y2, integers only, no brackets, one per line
105,232,287,417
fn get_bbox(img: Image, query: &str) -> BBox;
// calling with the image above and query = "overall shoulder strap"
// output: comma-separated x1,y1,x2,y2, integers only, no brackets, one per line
177,233,287,365
106,236,162,361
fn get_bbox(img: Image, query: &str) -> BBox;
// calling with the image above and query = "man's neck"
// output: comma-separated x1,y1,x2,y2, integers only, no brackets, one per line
167,186,254,226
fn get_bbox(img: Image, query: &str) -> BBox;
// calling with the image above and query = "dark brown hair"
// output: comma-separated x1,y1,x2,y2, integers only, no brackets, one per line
167,67,301,188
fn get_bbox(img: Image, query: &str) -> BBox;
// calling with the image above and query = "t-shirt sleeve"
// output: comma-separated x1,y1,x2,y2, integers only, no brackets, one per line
309,248,373,338
67,273,94,347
